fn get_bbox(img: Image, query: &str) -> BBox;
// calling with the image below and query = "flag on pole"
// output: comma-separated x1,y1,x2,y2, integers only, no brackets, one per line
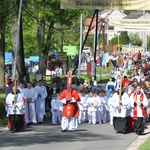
107,60,113,71
117,56,123,65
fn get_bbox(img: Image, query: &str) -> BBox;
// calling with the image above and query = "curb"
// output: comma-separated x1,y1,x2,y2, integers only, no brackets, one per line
126,124,150,150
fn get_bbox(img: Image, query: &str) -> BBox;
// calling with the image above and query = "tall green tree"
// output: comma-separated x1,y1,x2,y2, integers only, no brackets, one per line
129,33,142,46
109,35,119,45
120,31,130,45
0,0,5,90
30,0,86,75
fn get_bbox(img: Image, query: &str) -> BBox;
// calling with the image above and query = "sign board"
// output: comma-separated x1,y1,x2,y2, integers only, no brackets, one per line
61,0,150,10
63,46,77,56
110,19,150,31
57,52,67,63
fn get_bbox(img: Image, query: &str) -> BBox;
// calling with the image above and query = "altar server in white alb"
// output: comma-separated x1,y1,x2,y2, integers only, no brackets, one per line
25,82,37,125
18,82,27,126
78,91,88,124
51,93,61,124
5,85,24,133
129,85,148,135
117,89,130,134
108,92,114,125
87,90,97,124
96,91,103,124
110,90,127,134
102,90,109,123
35,80,47,124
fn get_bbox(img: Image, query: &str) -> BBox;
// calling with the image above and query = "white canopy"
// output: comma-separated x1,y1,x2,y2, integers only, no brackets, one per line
61,0,150,10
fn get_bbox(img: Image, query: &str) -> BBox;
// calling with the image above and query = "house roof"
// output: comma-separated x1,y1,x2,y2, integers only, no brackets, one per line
123,12,144,19
99,10,126,19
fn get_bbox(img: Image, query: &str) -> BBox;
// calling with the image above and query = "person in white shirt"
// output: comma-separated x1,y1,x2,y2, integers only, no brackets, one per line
87,90,98,124
24,82,37,125
111,90,128,134
78,90,88,124
51,93,61,125
34,80,47,124
102,90,110,123
108,92,114,125
18,82,27,128
96,91,103,124
5,85,24,133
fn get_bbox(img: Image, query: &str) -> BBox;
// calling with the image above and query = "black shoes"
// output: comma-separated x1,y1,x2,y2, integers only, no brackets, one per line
136,131,142,135
61,130,67,132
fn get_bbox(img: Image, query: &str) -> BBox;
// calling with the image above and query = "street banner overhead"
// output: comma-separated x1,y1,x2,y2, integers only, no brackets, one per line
109,19,150,31
61,0,150,10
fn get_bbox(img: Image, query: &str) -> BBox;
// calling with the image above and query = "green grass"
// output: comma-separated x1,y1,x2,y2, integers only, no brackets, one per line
96,66,110,74
46,68,110,85
139,137,150,150
0,118,7,127
0,92,6,101
71,74,110,84
0,92,7,127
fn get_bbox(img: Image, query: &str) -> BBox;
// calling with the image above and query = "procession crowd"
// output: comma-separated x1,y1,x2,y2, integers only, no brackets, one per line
4,51,150,134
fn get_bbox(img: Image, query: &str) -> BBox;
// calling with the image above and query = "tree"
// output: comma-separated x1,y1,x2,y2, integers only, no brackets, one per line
147,35,150,51
129,33,142,46
109,35,119,45
0,0,5,90
120,31,130,45
29,0,87,75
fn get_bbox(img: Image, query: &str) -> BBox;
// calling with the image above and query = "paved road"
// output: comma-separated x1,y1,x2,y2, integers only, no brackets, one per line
0,119,137,150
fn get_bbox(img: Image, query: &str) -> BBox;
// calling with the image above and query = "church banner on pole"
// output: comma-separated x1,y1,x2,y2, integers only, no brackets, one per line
61,0,150,10
109,19,150,31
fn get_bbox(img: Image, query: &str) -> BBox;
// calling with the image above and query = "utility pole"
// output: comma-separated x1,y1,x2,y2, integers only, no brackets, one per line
118,31,120,53
78,14,82,79
12,0,23,81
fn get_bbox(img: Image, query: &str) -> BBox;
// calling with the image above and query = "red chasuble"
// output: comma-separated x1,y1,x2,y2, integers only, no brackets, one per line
59,89,80,118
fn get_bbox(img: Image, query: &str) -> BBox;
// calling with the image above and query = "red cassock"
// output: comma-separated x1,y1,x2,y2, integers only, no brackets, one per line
59,90,81,118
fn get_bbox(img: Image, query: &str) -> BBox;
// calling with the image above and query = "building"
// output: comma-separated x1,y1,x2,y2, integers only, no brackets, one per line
84,10,127,41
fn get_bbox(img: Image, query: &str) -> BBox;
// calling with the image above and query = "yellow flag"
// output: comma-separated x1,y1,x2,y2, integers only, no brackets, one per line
107,60,113,71
117,56,122,65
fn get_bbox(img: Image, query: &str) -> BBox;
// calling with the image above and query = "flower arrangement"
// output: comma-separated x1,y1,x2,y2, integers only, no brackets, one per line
126,69,132,76
47,52,63,71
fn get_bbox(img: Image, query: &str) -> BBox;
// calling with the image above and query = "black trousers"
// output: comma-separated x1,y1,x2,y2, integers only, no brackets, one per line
9,114,24,132
113,117,127,133
134,117,144,133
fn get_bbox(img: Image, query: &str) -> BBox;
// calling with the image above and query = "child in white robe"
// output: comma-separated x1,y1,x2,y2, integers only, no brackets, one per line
87,90,97,124
102,90,109,123
96,91,103,124
108,92,115,125
78,91,88,124
51,94,60,125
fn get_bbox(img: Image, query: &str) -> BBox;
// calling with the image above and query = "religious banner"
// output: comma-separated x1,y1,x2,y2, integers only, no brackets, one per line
110,19,150,31
61,0,150,10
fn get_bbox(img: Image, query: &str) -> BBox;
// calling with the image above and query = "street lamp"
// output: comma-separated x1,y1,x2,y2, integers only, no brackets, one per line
118,31,120,52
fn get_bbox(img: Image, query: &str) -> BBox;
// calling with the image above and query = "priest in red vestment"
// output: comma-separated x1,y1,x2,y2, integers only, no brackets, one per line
130,85,148,135
59,71,80,132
